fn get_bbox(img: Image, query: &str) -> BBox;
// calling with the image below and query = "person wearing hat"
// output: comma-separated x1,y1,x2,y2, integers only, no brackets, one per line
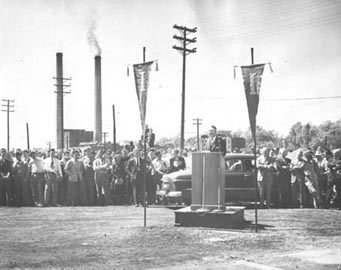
0,148,13,206
206,126,226,155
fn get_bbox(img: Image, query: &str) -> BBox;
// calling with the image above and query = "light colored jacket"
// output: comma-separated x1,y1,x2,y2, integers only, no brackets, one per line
65,158,83,182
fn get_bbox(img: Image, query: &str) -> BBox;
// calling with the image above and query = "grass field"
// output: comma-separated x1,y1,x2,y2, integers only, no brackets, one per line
0,206,340,270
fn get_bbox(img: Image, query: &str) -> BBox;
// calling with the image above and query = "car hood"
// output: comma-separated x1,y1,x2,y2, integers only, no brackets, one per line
161,169,191,182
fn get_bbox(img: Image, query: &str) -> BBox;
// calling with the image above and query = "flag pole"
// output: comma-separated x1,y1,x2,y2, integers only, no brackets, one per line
251,47,258,233
143,46,147,228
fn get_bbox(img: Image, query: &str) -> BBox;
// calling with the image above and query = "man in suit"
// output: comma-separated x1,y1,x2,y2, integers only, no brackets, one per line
0,148,13,206
147,128,155,148
207,126,226,155
65,149,83,206
126,149,145,206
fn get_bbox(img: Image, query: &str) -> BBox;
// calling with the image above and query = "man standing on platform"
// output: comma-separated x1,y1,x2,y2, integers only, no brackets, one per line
207,126,226,155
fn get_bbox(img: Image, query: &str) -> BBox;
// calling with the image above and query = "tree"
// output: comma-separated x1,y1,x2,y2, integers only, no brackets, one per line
286,119,341,151
244,125,282,149
287,122,304,146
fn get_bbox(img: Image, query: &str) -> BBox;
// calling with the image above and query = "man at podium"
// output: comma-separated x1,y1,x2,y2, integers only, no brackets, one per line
207,126,226,156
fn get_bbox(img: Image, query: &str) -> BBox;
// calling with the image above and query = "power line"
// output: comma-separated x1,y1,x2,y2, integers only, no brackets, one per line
262,95,341,101
191,0,339,34
216,14,341,43
210,1,339,33
190,95,341,102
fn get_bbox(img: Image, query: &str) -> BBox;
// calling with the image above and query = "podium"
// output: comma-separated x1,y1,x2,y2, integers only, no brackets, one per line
191,152,225,211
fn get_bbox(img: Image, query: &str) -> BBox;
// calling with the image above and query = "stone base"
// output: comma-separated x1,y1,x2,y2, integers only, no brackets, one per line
174,206,246,229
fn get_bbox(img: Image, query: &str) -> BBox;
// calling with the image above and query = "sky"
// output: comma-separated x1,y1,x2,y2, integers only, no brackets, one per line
0,0,341,149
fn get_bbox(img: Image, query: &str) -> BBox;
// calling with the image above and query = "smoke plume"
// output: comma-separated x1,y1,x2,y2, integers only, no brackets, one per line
87,20,102,56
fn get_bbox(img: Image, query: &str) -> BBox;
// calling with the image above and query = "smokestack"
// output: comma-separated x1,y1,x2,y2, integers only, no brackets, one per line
56,52,64,149
94,55,102,142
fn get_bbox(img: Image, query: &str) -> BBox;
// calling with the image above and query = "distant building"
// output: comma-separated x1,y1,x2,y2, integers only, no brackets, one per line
63,129,93,149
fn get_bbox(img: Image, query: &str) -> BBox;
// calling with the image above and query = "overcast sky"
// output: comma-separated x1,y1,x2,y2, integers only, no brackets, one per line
0,0,340,149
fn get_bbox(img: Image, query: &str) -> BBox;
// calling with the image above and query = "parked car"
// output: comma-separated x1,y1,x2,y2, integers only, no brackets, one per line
158,153,270,206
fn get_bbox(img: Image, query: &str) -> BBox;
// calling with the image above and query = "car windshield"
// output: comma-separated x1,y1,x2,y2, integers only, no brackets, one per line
225,158,255,172
226,159,242,172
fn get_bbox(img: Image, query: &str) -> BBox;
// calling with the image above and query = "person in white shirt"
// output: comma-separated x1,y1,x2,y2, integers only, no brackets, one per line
29,151,46,207
93,150,112,205
44,149,62,206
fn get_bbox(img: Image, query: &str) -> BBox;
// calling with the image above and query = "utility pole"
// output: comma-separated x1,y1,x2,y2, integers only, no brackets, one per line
172,24,197,150
112,105,116,152
250,47,258,233
102,132,108,149
192,118,202,151
142,46,147,227
1,99,15,151
26,123,30,150
53,52,71,150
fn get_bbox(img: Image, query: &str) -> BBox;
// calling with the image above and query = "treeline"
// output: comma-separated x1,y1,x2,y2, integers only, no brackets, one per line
156,119,341,151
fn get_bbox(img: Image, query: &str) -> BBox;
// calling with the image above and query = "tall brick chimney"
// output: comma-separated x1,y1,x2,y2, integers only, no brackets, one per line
56,52,64,149
94,55,102,142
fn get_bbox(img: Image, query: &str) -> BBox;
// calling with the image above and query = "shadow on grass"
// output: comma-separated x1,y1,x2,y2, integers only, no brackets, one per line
176,220,275,232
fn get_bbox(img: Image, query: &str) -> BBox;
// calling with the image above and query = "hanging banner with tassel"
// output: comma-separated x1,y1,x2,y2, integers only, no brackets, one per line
240,63,266,141
130,60,157,132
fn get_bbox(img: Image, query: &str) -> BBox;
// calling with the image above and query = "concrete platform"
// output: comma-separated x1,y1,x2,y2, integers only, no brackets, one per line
174,206,246,229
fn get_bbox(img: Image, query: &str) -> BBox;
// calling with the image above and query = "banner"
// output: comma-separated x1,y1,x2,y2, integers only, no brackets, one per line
133,61,154,133
241,64,265,141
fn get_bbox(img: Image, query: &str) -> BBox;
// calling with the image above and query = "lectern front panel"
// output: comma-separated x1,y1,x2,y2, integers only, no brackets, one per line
191,152,225,211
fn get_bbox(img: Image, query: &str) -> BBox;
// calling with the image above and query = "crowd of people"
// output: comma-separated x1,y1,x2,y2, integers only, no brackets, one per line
256,146,341,210
0,124,340,210
0,143,190,207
